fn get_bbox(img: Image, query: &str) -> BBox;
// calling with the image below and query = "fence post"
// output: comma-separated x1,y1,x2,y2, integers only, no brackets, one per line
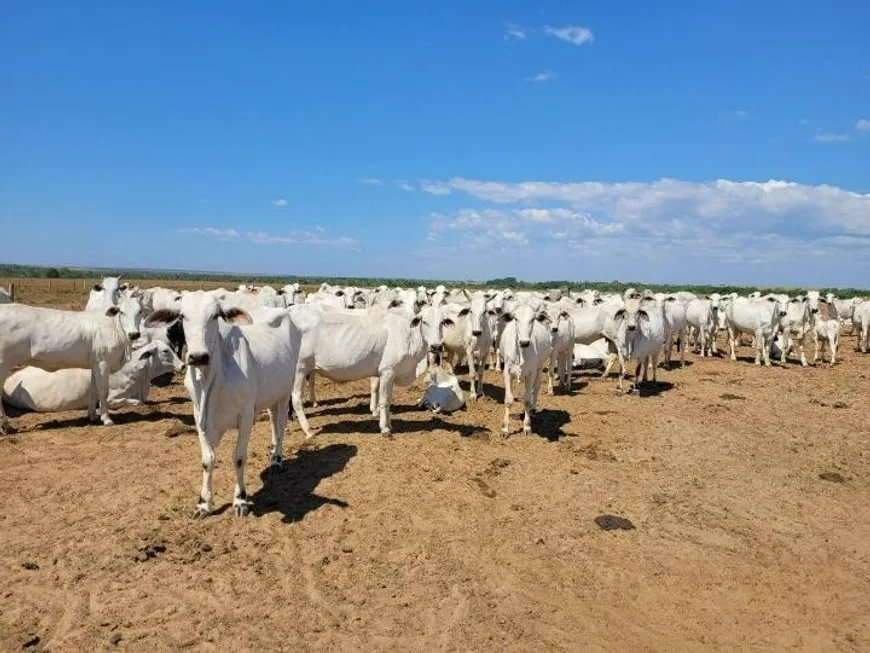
9,282,15,303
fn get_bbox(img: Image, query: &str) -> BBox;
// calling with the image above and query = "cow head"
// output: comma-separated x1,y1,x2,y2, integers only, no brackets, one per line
805,290,821,315
144,291,252,367
105,295,143,342
614,296,649,332
503,302,548,348
92,276,123,309
412,303,447,354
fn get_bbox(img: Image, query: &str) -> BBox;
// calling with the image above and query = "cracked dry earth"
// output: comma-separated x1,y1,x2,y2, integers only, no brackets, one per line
2,286,870,651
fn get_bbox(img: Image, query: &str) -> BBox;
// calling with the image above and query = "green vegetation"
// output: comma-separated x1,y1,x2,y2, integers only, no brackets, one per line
0,263,866,297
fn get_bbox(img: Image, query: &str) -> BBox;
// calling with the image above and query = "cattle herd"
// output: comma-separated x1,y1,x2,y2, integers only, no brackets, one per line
0,278,867,519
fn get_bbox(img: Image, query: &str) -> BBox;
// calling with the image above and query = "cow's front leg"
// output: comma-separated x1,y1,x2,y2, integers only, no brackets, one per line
93,361,114,425
467,347,479,400
87,371,98,422
194,431,217,519
232,410,255,516
503,366,514,404
377,369,395,437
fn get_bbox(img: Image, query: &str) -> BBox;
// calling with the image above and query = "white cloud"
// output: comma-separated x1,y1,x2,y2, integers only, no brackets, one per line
856,119,870,132
525,71,557,84
361,178,383,186
414,177,870,236
799,118,811,125
814,132,850,143
396,180,415,191
544,25,594,46
179,226,356,248
505,24,527,41
271,198,288,208
734,109,749,119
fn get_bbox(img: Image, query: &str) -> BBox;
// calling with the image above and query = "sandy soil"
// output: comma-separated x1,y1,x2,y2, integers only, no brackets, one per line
2,283,869,652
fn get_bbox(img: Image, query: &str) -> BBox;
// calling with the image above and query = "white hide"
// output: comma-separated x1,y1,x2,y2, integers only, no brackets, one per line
418,368,465,414
3,340,183,412
85,277,124,312
613,296,666,392
144,292,301,519
812,316,840,365
0,297,143,429
724,296,786,366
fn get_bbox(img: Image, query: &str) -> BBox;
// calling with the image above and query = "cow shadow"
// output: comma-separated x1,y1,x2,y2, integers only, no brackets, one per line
309,402,424,418
634,381,675,397
10,408,195,431
531,409,572,442
661,360,694,371
252,443,357,523
316,415,488,439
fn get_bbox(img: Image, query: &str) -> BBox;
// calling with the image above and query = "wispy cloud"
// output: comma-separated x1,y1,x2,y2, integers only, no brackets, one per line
856,119,870,132
734,109,749,119
396,180,415,191
361,178,383,186
504,24,527,41
179,227,357,248
799,118,811,125
271,198,288,208
814,132,851,143
525,70,557,84
543,25,594,46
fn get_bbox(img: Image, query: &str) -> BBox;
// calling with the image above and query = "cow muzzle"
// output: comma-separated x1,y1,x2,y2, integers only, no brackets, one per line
428,344,443,354
472,329,482,336
187,352,211,367
627,325,637,332
519,340,530,348
811,308,819,314
128,332,140,341
780,311,787,317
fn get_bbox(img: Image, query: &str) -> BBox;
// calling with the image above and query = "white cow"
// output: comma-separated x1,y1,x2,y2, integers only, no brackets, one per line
613,295,665,393
724,295,785,366
289,303,444,437
685,295,720,357
499,301,553,436
3,340,183,412
544,305,575,394
826,293,860,328
441,291,492,400
418,367,465,414
655,295,688,368
776,295,812,366
852,300,870,353
149,288,183,312
145,293,301,519
85,277,125,312
0,297,143,431
812,316,841,365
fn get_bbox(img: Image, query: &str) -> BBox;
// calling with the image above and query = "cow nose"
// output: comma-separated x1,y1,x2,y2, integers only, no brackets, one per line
627,325,637,331
188,352,210,366
519,340,530,348
780,311,787,317
472,329,482,336
811,308,819,314
429,344,442,353
128,332,140,341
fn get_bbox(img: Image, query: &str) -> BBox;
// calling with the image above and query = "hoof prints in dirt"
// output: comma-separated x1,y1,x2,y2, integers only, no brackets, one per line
472,477,497,498
23,635,40,649
134,543,167,562
21,561,39,571
719,393,746,401
595,514,636,531
819,471,846,483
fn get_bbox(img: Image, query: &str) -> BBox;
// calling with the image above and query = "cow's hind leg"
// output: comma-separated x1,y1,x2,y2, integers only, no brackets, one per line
267,396,291,469
194,430,218,519
377,369,395,437
291,367,316,439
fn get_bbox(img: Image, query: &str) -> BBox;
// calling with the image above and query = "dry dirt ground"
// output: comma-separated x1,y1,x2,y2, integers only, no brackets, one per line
2,282,869,652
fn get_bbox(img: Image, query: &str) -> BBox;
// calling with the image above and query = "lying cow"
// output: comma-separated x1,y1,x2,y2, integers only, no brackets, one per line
3,340,183,412
0,297,143,432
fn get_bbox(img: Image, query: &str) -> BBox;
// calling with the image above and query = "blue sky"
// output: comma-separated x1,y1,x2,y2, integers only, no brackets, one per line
1,1,869,286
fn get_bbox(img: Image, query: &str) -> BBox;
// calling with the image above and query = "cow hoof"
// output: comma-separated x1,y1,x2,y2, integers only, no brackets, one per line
268,454,283,470
233,500,252,517
101,417,115,426
500,428,510,438
628,387,641,397
381,430,393,439
523,426,532,435
192,505,211,520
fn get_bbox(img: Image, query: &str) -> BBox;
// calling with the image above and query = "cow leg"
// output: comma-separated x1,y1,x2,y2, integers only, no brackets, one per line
369,376,379,416
797,334,808,367
711,327,719,355
467,347,478,400
759,330,771,367
291,368,315,439
267,397,291,468
524,372,539,435
679,330,687,367
307,373,318,408
93,360,113,425
503,367,514,404
377,369,395,437
0,367,8,433
501,401,512,437
547,355,556,396
194,430,217,519
232,410,255,517
727,327,737,361
831,333,839,364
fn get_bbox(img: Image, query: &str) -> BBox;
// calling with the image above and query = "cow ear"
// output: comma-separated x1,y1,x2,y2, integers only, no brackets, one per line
93,283,104,291
638,309,649,320
410,315,422,328
458,307,470,317
220,308,253,325
145,309,181,327
119,283,128,291
105,306,121,317
536,313,549,323
277,289,285,295
593,298,604,305
614,309,626,320
501,312,514,322
138,348,154,360
560,311,570,319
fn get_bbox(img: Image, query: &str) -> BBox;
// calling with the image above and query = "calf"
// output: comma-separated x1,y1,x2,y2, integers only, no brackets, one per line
499,301,553,436
145,293,301,518
0,297,143,431
290,303,444,437
544,305,575,394
812,316,840,365
441,291,492,400
3,340,183,412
